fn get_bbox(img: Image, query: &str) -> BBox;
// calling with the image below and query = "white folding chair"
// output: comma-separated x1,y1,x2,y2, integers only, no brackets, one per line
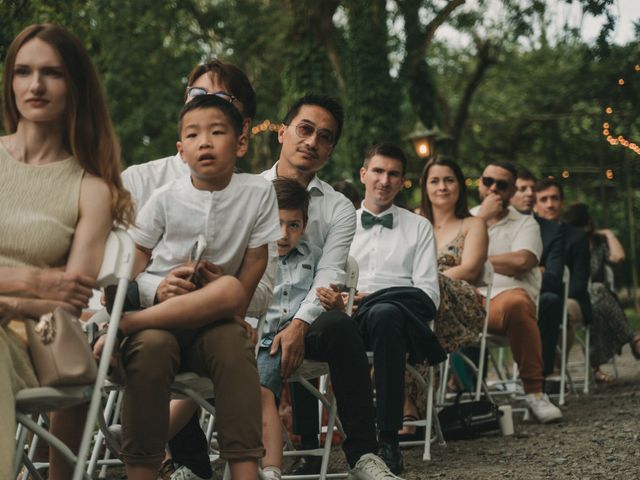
14,229,135,480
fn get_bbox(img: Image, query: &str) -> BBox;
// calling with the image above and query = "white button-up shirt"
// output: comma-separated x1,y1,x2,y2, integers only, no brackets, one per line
262,163,356,324
122,154,189,211
130,173,280,307
470,205,542,303
350,204,440,308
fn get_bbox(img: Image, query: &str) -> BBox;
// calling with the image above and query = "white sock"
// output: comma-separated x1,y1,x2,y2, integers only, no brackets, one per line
262,466,282,480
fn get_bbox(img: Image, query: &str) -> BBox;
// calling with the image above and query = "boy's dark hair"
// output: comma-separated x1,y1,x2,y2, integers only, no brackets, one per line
363,142,408,176
273,177,310,225
534,178,564,200
178,95,244,136
488,161,518,183
282,93,344,146
186,59,257,119
516,168,537,182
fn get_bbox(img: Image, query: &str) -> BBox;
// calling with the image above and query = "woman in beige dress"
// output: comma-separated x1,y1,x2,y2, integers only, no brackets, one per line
0,23,133,479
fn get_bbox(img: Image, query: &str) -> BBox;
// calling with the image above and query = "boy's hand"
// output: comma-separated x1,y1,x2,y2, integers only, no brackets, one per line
316,284,344,311
156,266,196,303
196,261,224,286
271,319,308,379
350,291,369,313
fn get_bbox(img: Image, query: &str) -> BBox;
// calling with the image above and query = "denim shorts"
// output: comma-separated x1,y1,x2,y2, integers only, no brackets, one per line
257,334,283,404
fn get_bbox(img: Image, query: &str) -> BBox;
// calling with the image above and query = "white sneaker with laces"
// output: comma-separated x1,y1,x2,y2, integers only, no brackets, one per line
524,392,563,423
348,453,404,480
170,465,212,480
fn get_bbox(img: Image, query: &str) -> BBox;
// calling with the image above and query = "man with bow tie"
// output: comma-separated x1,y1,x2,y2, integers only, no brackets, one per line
350,143,445,473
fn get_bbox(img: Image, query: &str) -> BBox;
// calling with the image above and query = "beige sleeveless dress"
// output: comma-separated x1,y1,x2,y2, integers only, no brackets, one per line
0,140,83,476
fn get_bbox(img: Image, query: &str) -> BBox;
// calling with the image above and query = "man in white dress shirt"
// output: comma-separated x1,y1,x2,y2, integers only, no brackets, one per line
471,161,562,423
263,94,402,479
349,143,445,474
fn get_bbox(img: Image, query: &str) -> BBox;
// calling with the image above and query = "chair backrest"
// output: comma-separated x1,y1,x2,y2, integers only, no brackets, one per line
344,256,359,316
96,229,136,288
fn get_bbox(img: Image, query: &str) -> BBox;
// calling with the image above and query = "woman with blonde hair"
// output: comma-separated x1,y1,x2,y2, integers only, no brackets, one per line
0,23,133,478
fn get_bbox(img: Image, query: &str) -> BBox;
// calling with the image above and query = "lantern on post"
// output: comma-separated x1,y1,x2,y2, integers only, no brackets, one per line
407,122,439,159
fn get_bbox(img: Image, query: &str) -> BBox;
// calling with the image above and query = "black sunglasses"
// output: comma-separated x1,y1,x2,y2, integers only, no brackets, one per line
481,176,511,191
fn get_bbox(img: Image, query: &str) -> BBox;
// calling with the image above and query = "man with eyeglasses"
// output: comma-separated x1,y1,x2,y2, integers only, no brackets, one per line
261,94,404,479
471,161,563,423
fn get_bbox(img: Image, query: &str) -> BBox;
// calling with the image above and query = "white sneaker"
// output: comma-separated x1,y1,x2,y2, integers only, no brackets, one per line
348,453,404,480
524,393,563,423
170,465,212,480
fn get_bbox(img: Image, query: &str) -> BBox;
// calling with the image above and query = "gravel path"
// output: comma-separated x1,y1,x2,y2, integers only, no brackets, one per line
104,342,640,479
310,344,640,480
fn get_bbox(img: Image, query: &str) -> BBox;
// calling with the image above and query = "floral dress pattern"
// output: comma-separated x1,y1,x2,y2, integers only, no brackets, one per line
406,225,485,415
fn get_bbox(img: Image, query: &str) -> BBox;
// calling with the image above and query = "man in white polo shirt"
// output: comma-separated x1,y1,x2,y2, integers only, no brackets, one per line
471,161,562,423
349,143,445,474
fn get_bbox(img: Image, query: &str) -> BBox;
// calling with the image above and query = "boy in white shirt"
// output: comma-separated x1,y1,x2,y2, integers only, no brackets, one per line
349,143,445,474
96,95,279,480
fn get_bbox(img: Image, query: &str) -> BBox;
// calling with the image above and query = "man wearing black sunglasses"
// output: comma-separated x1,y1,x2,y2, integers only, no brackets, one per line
471,161,563,424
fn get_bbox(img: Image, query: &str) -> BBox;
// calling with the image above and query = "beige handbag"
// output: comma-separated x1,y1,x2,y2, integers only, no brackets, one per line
26,307,98,386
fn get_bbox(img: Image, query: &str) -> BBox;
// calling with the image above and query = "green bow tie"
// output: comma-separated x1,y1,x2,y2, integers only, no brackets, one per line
361,211,393,229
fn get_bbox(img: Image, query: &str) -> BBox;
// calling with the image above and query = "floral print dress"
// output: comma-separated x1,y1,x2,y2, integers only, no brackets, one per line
406,224,485,415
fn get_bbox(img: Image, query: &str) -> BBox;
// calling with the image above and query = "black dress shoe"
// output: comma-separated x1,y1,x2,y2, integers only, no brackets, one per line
379,442,404,475
287,455,322,475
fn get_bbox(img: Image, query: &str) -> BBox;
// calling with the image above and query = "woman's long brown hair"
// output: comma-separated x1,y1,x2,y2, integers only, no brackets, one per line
2,24,134,226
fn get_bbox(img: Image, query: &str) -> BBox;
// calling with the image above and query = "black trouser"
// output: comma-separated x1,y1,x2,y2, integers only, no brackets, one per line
290,310,378,467
538,291,563,376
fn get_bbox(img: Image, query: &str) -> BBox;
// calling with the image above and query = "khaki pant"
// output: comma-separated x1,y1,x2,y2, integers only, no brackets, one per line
487,289,544,394
119,321,264,464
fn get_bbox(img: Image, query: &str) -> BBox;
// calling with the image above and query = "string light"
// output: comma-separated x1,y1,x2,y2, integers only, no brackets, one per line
600,63,639,156
251,120,281,136
561,170,569,179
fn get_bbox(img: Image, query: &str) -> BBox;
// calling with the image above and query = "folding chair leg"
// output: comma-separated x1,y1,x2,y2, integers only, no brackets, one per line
423,366,435,461
14,423,28,478
439,357,450,404
88,389,120,477
583,327,590,394
16,412,91,480
319,400,337,479
21,455,46,480
559,319,568,406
